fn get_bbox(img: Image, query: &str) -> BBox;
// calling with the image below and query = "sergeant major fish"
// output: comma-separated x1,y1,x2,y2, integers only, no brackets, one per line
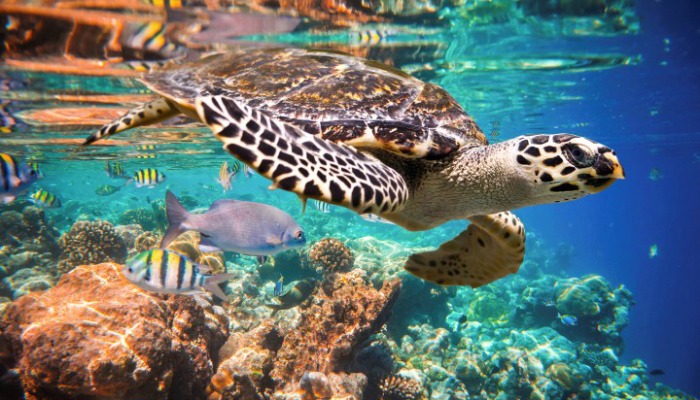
130,168,166,188
161,191,306,257
122,249,235,301
28,189,61,208
0,153,37,204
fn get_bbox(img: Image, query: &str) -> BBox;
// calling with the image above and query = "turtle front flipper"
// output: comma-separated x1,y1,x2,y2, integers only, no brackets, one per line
196,95,409,215
83,98,180,145
404,211,525,287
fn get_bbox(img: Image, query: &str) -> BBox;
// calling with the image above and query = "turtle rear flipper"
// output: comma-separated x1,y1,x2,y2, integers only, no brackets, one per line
195,95,409,215
404,211,526,287
83,98,180,145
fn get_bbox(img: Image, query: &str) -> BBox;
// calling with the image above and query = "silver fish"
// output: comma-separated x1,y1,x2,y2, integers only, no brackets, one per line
161,191,306,256
0,153,37,204
122,249,235,301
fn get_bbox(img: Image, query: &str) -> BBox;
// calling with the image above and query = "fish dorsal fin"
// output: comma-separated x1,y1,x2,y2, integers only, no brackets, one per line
195,263,213,275
208,199,239,212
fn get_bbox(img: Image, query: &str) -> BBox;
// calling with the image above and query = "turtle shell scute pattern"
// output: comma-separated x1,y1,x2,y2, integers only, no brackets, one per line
143,47,484,159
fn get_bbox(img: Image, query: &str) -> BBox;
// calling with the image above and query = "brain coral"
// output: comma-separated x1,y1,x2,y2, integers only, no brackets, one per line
57,220,127,275
306,238,355,274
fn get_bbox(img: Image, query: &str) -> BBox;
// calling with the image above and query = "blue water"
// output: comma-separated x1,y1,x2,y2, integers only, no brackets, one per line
1,0,700,397
504,0,700,394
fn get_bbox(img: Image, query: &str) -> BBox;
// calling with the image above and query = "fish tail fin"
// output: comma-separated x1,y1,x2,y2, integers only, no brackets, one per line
161,191,190,248
203,273,236,302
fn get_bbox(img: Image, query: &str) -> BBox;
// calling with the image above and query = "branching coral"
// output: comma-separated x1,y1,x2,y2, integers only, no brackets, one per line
306,238,355,275
380,375,424,400
57,220,127,275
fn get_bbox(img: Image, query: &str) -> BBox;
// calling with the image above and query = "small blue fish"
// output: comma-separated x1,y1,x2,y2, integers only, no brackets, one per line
649,244,659,259
274,276,284,296
0,153,37,204
558,313,578,326
648,168,663,181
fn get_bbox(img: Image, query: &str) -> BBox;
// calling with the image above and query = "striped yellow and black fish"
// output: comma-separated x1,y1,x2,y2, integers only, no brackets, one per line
122,249,235,301
0,153,37,204
28,188,61,208
105,161,128,179
131,168,166,188
27,162,43,179
312,199,331,213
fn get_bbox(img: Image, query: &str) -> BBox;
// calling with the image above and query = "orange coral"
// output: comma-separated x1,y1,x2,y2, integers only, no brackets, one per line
306,238,355,274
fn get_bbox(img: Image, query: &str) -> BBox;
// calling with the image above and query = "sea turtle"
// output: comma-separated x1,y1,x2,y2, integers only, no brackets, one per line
84,47,624,288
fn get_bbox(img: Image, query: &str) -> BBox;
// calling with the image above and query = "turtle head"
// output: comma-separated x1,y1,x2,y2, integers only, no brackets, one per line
511,133,624,204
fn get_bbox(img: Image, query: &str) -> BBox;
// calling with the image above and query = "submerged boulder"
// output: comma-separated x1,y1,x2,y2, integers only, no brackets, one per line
0,263,229,400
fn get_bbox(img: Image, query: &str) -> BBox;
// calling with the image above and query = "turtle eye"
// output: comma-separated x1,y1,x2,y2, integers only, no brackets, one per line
563,144,595,168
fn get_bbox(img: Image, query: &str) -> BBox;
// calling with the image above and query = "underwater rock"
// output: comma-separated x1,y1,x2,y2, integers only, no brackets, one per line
56,220,128,275
209,269,400,398
1,267,55,299
298,371,334,400
305,237,355,275
0,263,229,400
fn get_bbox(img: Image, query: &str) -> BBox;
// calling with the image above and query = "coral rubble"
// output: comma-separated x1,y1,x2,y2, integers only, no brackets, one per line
209,268,401,399
0,263,228,400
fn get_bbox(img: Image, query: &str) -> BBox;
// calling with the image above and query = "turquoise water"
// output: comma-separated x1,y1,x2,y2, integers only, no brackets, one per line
1,1,699,399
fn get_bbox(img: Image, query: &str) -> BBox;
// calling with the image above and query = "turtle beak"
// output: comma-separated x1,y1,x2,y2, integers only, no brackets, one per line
584,151,624,193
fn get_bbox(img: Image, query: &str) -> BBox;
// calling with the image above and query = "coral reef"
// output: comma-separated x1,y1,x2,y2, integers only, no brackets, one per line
380,374,424,400
0,206,60,277
305,238,355,275
134,230,160,253
0,263,229,400
114,223,144,251
117,200,167,233
56,220,127,275
208,268,401,398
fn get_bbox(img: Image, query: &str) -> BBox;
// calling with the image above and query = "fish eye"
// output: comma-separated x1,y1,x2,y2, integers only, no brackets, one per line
30,170,36,176
563,144,595,168
295,230,304,240
127,267,133,273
